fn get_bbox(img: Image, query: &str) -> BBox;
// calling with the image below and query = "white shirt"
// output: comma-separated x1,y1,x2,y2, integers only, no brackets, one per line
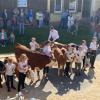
68,16,74,27
1,33,4,39
4,12,7,19
48,29,59,41
66,50,74,62
5,63,16,76
39,13,44,21
29,41,38,51
81,45,88,56
75,50,84,63
18,60,28,73
90,41,97,50
43,45,52,57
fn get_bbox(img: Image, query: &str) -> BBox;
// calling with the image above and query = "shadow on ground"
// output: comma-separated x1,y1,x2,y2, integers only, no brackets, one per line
0,67,95,99
47,67,95,95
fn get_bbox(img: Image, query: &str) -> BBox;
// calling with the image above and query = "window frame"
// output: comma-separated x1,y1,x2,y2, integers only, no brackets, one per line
54,0,63,13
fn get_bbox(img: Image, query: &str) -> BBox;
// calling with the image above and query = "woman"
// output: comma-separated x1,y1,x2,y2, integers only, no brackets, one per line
18,54,29,92
48,26,59,42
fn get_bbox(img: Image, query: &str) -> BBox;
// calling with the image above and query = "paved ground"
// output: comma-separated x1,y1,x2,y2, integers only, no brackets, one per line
0,53,100,100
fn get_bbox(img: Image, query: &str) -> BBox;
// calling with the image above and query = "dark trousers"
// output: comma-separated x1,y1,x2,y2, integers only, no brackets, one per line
3,19,7,29
18,72,26,92
75,62,81,75
43,67,49,74
64,62,70,76
83,56,86,68
0,73,2,86
6,75,14,90
1,39,5,46
36,20,39,27
90,50,96,67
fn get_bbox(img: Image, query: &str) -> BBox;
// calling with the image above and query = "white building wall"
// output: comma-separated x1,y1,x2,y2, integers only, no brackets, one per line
91,0,100,16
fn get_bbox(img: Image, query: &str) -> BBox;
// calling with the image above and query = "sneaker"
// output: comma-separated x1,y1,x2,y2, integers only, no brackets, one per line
18,92,23,96
83,68,87,71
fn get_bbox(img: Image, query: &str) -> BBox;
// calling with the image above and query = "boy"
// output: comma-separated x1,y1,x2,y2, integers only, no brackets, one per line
5,58,16,92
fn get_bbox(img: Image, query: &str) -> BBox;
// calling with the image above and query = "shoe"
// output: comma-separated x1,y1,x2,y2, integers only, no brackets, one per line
64,74,70,78
8,89,11,92
67,75,70,78
11,86,16,90
91,66,95,69
83,69,87,71
18,92,23,96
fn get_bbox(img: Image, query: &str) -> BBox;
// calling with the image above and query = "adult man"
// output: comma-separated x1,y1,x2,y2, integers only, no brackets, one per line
2,9,8,29
18,9,25,35
48,26,59,42
67,14,74,32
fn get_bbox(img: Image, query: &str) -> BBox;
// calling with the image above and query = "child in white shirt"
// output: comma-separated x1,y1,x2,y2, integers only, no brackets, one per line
29,37,39,52
5,58,16,92
75,46,84,76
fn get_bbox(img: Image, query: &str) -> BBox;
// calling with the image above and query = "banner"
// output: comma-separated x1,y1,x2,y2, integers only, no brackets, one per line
17,0,27,7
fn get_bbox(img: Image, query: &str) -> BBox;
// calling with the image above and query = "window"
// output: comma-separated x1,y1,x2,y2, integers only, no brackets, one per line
54,0,63,13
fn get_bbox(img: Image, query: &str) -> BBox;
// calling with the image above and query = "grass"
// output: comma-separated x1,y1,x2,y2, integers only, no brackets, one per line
0,26,92,54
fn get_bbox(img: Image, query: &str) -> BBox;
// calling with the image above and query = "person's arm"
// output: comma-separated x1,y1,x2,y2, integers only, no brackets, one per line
56,30,59,39
48,31,52,41
12,64,16,73
4,64,7,74
29,42,31,49
89,42,93,50
24,61,29,72
35,42,40,48
97,44,99,49
53,30,59,41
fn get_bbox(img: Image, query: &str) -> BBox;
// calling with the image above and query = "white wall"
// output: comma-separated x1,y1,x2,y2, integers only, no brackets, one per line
91,0,100,16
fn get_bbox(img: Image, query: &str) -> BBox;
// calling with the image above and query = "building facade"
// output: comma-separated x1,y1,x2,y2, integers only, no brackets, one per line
0,0,69,13
0,0,70,22
91,0,100,16
82,0,100,17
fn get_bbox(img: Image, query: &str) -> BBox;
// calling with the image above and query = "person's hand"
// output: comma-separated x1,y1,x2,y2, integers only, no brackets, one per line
97,44,99,48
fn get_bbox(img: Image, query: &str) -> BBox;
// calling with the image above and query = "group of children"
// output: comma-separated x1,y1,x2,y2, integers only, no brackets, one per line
0,37,99,95
0,54,29,95
0,25,99,95
29,34,99,78
0,29,15,47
